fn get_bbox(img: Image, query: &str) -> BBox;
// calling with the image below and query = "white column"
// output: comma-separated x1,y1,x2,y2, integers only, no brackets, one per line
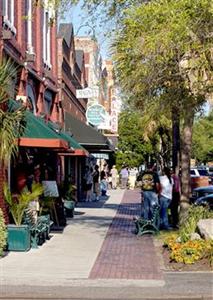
43,11,47,62
10,0,14,26
4,0,8,19
46,12,51,65
27,0,33,52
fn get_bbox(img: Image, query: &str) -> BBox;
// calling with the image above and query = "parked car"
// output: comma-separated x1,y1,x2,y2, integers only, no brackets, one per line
191,185,213,203
194,194,213,210
190,167,211,186
190,168,209,177
208,166,213,184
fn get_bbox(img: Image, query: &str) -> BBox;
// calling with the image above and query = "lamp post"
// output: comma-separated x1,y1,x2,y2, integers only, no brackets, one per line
75,23,96,41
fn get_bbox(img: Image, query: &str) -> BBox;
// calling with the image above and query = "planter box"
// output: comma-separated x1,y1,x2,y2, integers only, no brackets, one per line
7,224,31,251
64,201,75,218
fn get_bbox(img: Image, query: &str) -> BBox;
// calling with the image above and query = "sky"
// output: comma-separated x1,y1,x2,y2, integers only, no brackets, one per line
60,1,110,59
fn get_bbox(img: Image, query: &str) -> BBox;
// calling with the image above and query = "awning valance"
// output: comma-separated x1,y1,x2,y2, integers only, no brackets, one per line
64,112,114,153
9,100,68,149
48,122,88,156
19,112,68,148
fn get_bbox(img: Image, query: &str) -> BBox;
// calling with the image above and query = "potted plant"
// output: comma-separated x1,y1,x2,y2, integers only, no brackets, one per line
63,184,77,218
0,208,7,256
3,182,43,251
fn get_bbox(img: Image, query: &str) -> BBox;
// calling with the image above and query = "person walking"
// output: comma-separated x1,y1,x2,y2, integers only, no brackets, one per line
129,167,138,190
85,167,93,202
141,163,160,220
111,165,118,189
159,167,174,230
100,167,108,196
93,165,100,201
120,165,129,189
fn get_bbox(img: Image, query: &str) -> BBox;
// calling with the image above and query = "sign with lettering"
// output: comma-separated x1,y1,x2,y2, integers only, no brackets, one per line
42,181,59,197
110,99,118,133
86,104,109,127
76,86,99,99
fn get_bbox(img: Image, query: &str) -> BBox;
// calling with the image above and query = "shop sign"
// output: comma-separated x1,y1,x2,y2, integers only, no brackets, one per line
92,153,109,159
110,99,118,133
86,104,109,127
76,86,99,99
42,181,59,197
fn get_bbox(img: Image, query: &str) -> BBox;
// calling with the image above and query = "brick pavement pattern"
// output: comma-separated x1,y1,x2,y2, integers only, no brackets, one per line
89,189,163,280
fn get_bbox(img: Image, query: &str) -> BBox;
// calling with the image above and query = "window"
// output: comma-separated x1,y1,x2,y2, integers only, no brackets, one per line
44,90,53,115
198,169,208,176
27,84,36,114
3,0,16,34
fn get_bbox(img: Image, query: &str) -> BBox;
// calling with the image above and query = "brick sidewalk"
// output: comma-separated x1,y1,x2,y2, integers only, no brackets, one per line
89,189,163,280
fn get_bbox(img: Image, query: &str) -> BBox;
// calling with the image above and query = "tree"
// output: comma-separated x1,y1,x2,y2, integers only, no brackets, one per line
116,110,153,170
192,111,213,163
112,0,213,219
0,60,25,220
116,109,172,170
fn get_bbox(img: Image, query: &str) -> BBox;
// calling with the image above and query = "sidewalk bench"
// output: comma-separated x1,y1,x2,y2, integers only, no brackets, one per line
38,214,54,240
23,209,52,248
134,205,160,236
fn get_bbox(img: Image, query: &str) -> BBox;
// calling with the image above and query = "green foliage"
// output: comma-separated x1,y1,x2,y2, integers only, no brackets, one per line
113,0,213,111
116,110,154,169
163,205,213,265
64,184,77,202
0,208,7,256
0,59,26,163
3,183,44,226
192,110,213,163
179,205,213,243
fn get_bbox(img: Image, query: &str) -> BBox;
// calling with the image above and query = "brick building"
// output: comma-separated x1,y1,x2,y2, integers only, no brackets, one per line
0,0,66,220
57,23,87,123
0,0,60,121
75,36,102,108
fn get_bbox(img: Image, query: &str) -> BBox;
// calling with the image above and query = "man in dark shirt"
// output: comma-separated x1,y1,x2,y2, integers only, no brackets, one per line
141,163,160,220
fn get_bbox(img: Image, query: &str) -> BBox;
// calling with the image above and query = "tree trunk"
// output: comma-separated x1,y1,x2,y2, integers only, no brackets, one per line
172,108,180,176
0,161,9,223
179,109,194,224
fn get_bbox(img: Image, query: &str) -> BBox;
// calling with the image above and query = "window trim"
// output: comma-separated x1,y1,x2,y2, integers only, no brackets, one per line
3,0,17,35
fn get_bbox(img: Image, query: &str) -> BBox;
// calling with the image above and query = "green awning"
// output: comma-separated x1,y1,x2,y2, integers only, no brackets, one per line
9,100,68,149
48,122,88,156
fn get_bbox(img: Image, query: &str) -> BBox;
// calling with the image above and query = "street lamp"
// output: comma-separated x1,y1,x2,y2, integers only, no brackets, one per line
75,23,96,41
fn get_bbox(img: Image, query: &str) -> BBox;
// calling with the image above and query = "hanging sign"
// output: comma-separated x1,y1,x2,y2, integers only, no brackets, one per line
86,104,109,127
76,86,99,99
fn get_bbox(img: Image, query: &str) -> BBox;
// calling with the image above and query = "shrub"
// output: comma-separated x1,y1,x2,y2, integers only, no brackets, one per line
179,205,213,243
164,236,213,264
0,208,7,256
163,212,213,265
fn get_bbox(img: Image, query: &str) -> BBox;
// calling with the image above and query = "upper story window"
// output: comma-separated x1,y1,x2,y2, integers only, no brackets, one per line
43,0,55,70
44,89,53,115
27,83,37,115
26,0,34,54
3,0,16,35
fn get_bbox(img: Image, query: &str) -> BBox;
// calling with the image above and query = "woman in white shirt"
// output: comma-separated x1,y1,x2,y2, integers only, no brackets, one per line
159,167,174,229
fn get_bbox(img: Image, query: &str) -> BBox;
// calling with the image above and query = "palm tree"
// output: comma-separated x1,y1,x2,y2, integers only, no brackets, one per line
0,59,25,221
